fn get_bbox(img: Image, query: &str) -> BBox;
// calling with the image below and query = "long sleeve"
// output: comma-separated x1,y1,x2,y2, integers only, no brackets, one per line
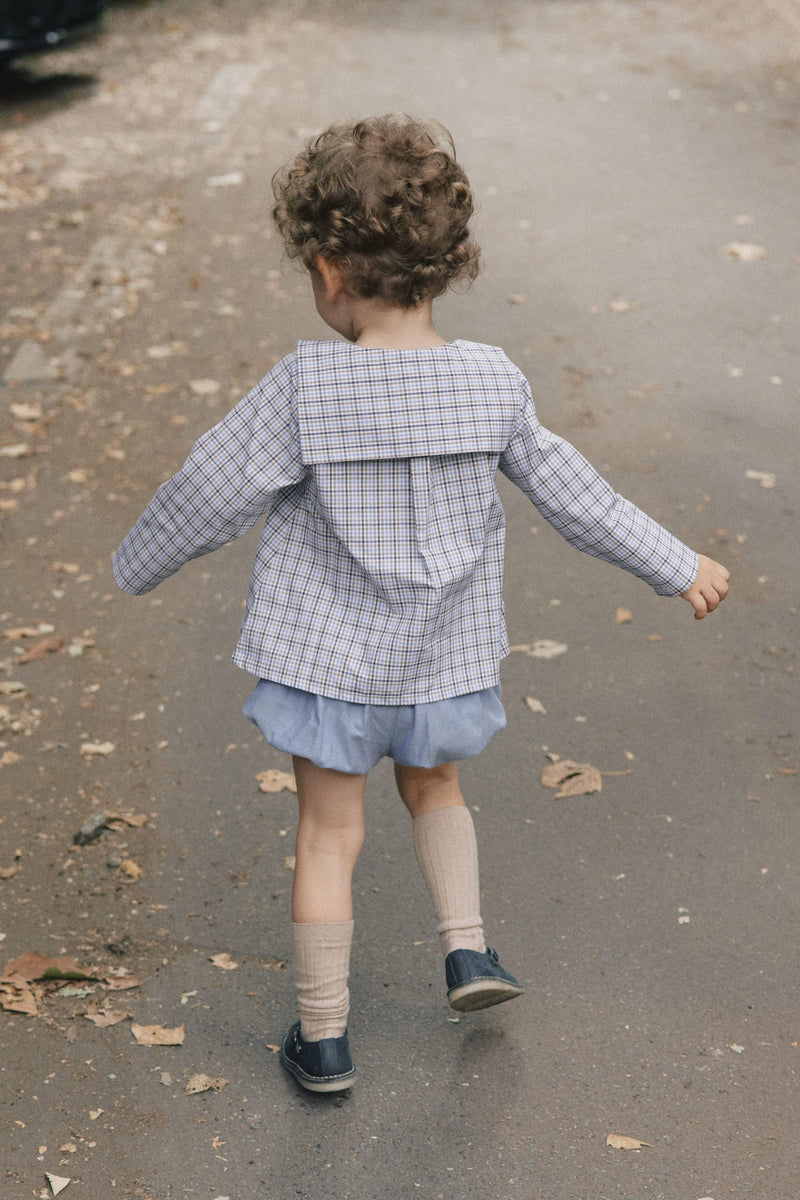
498,381,698,596
113,354,306,595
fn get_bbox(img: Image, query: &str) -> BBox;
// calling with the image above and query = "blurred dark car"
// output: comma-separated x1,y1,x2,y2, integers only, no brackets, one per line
0,0,105,62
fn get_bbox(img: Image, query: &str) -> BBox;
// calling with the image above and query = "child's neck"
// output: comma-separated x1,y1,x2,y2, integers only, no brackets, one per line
353,296,447,350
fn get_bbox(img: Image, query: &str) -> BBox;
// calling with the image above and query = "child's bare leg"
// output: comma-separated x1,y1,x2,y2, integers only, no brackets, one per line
290,756,366,1041
395,762,485,954
292,755,366,923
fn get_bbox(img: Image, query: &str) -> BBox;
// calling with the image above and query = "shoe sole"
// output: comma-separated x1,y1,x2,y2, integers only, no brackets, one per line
280,1053,356,1093
448,979,524,1012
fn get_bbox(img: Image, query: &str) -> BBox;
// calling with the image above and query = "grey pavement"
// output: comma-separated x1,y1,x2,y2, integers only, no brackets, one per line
1,2,798,1198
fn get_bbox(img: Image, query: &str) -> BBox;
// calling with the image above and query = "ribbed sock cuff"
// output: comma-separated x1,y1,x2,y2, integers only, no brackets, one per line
412,806,485,956
293,920,353,1041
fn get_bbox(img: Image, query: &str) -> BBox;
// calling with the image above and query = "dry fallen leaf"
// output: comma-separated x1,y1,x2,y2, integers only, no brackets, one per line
509,639,568,659
131,1022,185,1046
615,607,632,624
10,401,43,422
189,378,221,396
45,1174,72,1196
2,953,96,983
106,811,150,828
0,865,18,880
524,697,546,714
17,634,64,663
0,681,26,695
725,242,767,260
83,1002,133,1027
209,953,238,971
606,1133,653,1150
80,741,116,757
257,769,297,794
185,1073,228,1095
744,469,776,489
0,979,40,1015
3,625,50,640
541,758,602,799
102,972,140,991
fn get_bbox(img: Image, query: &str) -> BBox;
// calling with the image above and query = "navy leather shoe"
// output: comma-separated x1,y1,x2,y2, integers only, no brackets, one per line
445,947,524,1012
279,1021,356,1093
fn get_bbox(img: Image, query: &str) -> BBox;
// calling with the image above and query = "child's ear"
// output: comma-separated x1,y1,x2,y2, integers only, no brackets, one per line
314,255,345,300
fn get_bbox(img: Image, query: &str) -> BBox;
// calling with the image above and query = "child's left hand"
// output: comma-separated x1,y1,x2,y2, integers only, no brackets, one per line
681,554,730,619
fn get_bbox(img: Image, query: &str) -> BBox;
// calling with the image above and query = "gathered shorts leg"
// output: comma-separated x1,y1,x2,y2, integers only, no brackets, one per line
242,680,506,775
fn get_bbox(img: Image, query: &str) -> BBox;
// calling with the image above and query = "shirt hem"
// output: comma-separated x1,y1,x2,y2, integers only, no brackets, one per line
231,654,504,706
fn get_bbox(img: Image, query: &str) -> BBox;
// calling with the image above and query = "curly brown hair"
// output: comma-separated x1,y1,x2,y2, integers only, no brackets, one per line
272,115,480,308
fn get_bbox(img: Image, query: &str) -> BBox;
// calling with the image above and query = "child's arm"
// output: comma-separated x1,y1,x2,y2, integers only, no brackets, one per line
499,383,729,612
113,358,304,595
680,553,730,619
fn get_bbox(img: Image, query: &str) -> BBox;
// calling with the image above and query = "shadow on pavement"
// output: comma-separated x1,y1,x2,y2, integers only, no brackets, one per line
0,62,98,118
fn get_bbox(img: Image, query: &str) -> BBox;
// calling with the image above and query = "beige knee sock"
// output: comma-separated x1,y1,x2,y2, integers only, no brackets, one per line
412,806,485,956
292,920,354,1042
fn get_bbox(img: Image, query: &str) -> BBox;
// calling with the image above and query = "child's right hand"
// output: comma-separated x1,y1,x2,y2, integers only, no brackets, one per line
681,554,730,619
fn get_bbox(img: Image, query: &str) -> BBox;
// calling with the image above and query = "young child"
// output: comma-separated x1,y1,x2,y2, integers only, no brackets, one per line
113,115,729,1094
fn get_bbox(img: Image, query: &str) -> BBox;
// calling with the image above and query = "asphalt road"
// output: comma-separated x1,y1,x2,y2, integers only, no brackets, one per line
1,2,798,1198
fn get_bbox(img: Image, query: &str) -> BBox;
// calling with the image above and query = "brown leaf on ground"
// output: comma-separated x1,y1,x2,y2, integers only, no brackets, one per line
209,953,238,971
0,979,40,1015
45,1173,72,1196
131,1022,185,1046
2,953,97,983
80,741,116,757
17,635,64,663
0,681,27,695
509,639,568,659
185,1073,228,1095
0,866,18,880
102,972,140,991
256,769,297,794
106,811,151,828
726,242,767,260
615,607,633,624
541,758,602,799
606,1133,653,1150
83,1002,133,1027
1,954,100,1017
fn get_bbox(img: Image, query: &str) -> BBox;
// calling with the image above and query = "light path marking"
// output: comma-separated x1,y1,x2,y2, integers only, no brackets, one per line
192,63,262,124
4,234,157,384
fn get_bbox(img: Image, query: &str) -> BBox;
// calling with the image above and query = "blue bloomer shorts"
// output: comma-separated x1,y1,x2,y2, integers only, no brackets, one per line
242,679,506,775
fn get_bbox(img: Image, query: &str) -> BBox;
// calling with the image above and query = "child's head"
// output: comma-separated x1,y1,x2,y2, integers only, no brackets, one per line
272,115,480,308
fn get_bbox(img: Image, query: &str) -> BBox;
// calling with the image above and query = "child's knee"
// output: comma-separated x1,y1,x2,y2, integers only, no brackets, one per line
298,813,365,865
394,761,463,817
